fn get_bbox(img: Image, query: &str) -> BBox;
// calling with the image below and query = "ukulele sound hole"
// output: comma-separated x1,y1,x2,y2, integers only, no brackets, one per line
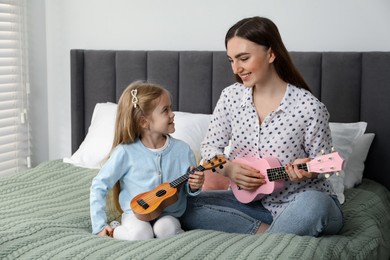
156,190,167,197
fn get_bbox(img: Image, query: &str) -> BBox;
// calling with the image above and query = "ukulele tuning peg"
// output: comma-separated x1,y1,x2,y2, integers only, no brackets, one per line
324,173,330,178
321,149,325,155
331,147,336,152
335,171,340,176
219,165,224,169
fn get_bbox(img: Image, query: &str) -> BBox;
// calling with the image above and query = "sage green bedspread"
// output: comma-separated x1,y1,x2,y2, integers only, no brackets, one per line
1,160,389,260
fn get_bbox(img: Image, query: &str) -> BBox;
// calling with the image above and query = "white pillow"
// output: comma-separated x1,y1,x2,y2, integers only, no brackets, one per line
329,122,367,161
170,111,211,163
343,133,375,189
327,122,369,204
63,102,117,169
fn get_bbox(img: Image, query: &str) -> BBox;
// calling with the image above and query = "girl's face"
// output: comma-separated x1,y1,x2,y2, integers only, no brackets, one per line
146,91,175,135
227,36,275,88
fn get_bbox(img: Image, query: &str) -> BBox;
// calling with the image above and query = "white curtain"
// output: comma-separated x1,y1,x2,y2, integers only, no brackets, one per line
0,0,30,176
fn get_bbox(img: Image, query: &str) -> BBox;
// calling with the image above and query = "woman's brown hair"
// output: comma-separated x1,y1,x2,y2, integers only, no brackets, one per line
225,16,311,92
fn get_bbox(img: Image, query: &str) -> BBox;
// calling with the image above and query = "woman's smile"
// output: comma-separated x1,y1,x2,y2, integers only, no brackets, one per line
240,72,251,81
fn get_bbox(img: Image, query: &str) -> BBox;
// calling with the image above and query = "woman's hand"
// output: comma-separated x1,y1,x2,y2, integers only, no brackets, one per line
222,160,266,190
285,158,319,182
188,169,205,191
97,225,113,237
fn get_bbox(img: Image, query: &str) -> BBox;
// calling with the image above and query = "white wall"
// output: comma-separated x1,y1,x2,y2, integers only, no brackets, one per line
31,0,390,164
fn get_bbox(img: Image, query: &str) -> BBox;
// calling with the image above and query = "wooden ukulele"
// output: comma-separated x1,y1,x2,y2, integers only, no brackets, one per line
131,155,226,221
231,152,344,203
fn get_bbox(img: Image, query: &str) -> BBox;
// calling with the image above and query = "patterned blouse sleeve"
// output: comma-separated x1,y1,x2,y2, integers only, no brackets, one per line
304,101,333,158
200,87,232,160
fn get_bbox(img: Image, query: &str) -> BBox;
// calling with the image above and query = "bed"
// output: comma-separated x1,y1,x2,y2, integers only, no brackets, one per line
1,50,389,259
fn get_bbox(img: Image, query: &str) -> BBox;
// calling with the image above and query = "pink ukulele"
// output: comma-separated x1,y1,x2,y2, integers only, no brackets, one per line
231,152,344,203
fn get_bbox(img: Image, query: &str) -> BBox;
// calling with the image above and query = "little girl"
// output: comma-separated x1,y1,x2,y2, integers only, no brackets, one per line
90,81,204,240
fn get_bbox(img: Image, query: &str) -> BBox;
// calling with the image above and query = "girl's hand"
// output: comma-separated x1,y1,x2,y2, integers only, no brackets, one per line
188,168,205,191
97,225,113,237
285,158,319,182
223,160,266,190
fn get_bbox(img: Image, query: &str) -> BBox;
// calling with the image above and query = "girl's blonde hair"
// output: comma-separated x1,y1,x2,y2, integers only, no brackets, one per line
112,81,167,147
110,81,167,213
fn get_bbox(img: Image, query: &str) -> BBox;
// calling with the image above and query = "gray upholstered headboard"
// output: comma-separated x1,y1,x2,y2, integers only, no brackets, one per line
70,50,390,189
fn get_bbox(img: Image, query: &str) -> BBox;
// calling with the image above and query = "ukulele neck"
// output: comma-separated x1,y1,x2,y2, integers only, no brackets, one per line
267,163,308,181
169,165,205,188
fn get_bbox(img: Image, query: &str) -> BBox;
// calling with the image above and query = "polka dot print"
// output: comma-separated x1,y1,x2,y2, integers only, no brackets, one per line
201,83,335,218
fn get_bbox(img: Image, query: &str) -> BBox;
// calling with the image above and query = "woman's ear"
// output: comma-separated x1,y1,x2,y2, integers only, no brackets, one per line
268,48,276,63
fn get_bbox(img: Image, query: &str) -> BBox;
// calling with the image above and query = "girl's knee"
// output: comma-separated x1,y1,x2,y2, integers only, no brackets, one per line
153,215,184,238
114,218,154,241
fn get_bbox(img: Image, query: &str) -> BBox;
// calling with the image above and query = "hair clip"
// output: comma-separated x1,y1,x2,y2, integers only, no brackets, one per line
131,89,138,108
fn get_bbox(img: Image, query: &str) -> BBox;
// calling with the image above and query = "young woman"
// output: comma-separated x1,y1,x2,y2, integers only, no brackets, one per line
180,16,343,236
90,81,204,240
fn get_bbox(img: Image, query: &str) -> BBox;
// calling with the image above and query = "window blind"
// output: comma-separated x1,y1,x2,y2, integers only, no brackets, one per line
0,0,30,176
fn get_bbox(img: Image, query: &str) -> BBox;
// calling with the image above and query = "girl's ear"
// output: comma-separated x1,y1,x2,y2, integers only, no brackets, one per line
268,48,276,63
139,116,149,129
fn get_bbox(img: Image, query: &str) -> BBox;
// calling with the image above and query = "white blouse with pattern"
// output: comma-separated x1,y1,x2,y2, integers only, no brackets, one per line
201,83,335,217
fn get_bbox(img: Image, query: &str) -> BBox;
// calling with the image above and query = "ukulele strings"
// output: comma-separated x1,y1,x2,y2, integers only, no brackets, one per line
267,156,338,181
137,166,201,204
135,157,223,205
267,163,307,181
137,169,194,204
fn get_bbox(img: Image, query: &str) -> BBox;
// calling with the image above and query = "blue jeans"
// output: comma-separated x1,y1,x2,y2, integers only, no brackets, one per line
180,190,344,236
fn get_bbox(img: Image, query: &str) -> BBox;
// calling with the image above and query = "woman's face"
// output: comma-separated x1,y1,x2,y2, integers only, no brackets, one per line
227,36,275,88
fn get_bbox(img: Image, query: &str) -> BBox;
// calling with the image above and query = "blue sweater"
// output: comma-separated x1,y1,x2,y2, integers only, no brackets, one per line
90,137,197,234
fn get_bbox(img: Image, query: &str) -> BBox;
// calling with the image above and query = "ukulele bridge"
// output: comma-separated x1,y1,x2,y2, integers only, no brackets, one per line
137,199,149,209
